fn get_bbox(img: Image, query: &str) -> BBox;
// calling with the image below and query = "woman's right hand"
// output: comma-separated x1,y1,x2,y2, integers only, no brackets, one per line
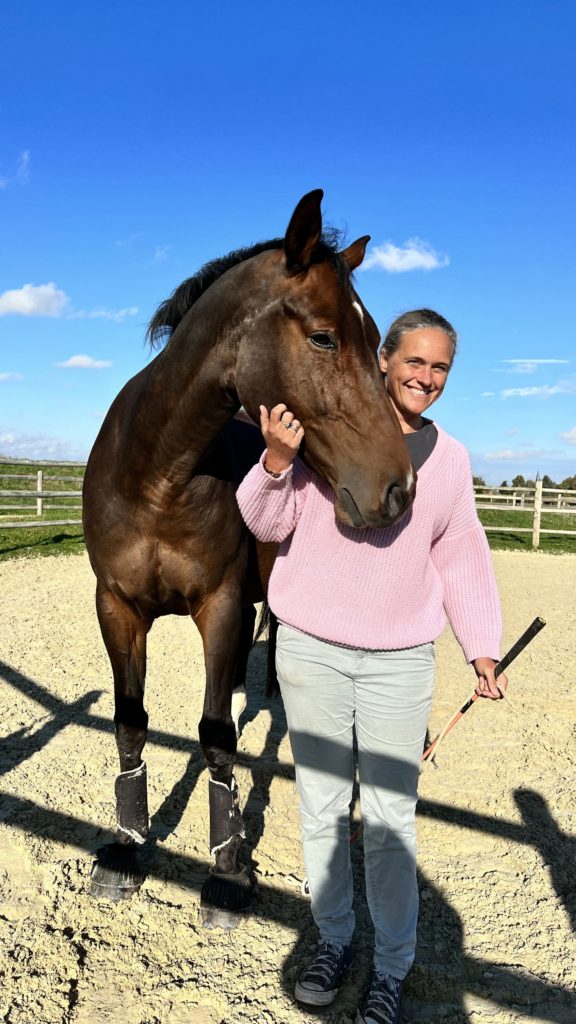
260,403,304,474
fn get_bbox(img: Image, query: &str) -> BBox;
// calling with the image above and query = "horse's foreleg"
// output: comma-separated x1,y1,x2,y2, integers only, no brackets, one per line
195,592,254,925
90,583,151,901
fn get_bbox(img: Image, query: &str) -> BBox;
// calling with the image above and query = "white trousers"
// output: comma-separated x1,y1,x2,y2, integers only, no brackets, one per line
276,623,435,980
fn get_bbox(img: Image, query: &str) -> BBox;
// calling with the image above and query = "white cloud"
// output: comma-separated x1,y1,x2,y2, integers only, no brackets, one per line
501,377,576,399
560,427,576,446
0,282,69,317
56,354,112,369
0,428,87,461
483,448,555,462
116,232,143,248
16,149,30,183
362,237,449,273
0,149,30,189
484,450,522,462
67,305,138,323
505,427,519,436
499,358,570,375
481,391,496,398
151,245,171,264
0,283,138,322
0,372,23,382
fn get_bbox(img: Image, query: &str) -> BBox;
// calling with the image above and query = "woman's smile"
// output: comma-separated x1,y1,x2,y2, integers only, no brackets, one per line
379,328,453,432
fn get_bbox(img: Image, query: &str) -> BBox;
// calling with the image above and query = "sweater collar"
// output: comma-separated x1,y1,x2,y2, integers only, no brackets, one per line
408,422,451,495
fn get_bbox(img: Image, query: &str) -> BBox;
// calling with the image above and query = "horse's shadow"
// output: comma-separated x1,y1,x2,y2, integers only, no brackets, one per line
144,638,288,883
3,650,575,1021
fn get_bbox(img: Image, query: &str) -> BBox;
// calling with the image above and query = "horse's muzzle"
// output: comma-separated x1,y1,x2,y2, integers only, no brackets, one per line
337,474,415,529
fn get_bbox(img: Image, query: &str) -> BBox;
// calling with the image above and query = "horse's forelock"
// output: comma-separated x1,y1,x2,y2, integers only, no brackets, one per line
146,231,349,349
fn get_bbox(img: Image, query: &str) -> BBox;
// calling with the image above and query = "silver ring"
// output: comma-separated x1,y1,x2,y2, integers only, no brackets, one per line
283,420,292,429
289,423,299,432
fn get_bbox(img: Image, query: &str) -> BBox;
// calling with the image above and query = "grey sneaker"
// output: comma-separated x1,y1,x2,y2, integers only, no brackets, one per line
355,970,402,1023
295,942,355,1006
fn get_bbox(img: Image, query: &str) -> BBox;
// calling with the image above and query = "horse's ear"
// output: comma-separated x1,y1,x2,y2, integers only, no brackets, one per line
340,235,371,271
284,189,324,272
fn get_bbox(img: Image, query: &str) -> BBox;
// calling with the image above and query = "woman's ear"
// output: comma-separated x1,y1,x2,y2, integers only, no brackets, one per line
379,349,388,375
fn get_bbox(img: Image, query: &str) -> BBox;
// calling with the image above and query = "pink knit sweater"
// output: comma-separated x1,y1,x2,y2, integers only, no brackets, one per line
236,425,502,662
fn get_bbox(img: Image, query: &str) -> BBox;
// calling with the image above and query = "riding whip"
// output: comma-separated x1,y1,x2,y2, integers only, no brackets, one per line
421,616,546,765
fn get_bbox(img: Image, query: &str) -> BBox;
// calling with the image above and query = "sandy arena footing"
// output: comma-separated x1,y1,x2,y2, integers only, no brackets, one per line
0,550,574,1023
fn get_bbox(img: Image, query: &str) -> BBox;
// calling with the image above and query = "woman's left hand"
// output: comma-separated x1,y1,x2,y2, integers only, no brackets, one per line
472,657,508,700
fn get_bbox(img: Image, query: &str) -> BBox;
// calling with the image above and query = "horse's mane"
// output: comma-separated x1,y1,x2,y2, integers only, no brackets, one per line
146,229,347,349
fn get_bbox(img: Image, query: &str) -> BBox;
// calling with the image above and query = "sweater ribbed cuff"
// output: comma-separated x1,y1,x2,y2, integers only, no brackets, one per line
258,450,293,483
463,638,501,664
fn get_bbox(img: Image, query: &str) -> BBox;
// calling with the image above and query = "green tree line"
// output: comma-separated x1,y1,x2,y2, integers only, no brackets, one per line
473,473,576,489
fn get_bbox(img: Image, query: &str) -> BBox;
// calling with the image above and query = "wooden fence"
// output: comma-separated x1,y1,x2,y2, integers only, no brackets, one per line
474,482,576,548
1,459,576,549
0,459,84,529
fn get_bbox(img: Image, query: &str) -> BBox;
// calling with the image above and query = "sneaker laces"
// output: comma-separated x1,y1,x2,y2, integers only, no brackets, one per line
363,971,402,1024
301,943,345,986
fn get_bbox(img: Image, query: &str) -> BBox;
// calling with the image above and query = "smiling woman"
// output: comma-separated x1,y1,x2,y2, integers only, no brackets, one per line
378,309,457,434
235,305,507,1024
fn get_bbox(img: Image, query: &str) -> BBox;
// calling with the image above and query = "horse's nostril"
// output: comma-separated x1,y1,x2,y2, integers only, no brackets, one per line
338,487,365,528
382,481,406,521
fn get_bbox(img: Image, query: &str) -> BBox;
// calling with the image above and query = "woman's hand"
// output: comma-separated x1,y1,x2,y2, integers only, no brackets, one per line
472,657,508,700
260,403,304,474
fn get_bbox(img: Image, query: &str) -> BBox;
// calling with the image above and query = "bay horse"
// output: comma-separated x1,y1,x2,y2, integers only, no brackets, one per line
82,189,415,925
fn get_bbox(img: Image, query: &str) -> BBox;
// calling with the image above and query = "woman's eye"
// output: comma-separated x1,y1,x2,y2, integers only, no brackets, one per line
309,332,337,350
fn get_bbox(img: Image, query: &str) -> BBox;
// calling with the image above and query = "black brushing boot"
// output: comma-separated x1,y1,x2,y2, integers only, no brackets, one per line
200,776,253,928
90,762,149,901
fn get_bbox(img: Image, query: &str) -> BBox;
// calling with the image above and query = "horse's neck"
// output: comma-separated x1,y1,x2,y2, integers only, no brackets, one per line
128,293,258,489
146,346,238,475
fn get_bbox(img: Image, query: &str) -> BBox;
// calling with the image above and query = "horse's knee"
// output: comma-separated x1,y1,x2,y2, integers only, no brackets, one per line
114,699,149,769
199,716,237,777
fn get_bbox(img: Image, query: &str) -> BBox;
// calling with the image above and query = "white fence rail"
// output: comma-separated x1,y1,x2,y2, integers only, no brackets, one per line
474,481,576,548
1,460,576,549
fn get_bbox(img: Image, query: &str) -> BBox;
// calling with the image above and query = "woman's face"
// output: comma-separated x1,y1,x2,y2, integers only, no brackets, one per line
379,327,454,433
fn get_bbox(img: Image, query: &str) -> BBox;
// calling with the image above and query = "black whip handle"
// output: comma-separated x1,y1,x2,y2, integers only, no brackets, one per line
495,616,546,679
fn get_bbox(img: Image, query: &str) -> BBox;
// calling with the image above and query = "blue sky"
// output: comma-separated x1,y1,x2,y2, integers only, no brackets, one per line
1,0,575,483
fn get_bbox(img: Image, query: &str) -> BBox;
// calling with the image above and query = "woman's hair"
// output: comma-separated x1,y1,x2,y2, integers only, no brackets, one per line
382,308,458,360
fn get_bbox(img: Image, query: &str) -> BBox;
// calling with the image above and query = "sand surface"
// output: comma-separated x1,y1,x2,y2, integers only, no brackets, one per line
0,550,574,1023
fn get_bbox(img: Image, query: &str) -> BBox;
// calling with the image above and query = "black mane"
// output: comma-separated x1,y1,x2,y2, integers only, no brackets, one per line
146,230,347,349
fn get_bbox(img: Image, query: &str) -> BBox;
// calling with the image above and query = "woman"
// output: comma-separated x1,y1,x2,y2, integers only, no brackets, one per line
236,309,507,1024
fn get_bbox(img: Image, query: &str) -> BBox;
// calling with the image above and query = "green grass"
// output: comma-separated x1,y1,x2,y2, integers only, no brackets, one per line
0,461,85,560
478,508,576,554
0,525,85,561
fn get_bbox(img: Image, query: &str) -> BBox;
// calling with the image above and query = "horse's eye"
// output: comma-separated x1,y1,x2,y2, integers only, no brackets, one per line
309,332,337,351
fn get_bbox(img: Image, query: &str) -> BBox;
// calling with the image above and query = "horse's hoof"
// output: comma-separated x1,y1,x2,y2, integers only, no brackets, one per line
200,868,253,929
89,843,146,901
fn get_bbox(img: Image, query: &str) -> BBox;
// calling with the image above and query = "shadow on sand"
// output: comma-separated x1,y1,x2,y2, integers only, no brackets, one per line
1,645,574,1022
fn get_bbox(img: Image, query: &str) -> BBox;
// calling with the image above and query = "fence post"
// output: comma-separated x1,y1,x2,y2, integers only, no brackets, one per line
532,480,543,549
37,470,43,517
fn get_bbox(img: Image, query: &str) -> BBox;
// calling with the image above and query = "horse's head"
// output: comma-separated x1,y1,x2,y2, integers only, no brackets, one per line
233,190,416,529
